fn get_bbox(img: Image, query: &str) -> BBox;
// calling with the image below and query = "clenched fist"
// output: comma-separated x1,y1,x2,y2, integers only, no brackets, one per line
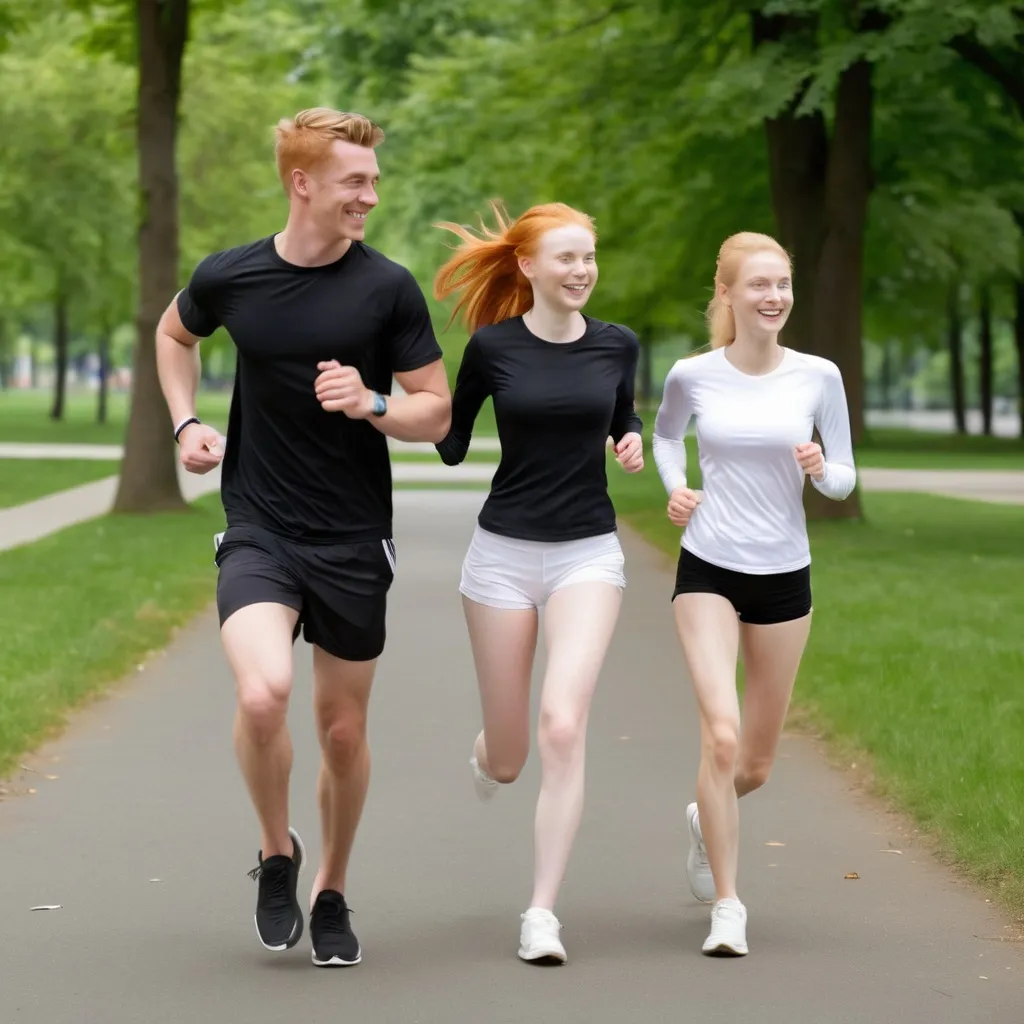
794,442,824,481
614,432,644,473
667,486,701,528
315,360,373,418
178,422,224,475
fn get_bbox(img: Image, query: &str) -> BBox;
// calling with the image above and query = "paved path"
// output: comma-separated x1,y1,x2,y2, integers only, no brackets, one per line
1,489,1020,1023
2,449,1022,553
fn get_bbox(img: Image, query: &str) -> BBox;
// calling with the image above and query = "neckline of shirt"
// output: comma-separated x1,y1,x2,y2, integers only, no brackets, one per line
517,313,598,348
718,344,791,380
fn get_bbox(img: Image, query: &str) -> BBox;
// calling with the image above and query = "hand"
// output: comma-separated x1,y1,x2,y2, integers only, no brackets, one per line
315,360,373,418
667,486,701,528
178,422,224,475
795,441,824,481
614,432,644,473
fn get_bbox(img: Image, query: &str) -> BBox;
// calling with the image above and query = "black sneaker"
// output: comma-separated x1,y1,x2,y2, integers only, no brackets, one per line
310,890,362,967
247,827,305,951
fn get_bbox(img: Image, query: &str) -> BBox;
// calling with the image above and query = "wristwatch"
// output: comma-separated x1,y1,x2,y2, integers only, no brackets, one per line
371,392,387,417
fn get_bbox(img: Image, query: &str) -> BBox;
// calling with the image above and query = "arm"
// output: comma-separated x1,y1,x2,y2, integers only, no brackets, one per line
609,327,644,442
651,362,693,494
435,335,490,466
156,298,203,430
810,363,857,500
155,261,224,471
315,268,451,443
374,358,451,444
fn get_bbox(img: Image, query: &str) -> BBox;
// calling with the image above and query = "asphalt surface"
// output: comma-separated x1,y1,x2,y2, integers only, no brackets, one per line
1,489,1021,1023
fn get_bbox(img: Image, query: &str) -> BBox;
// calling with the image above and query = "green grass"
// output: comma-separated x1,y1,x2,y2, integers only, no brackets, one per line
0,460,121,508
0,497,224,778
607,451,1024,916
854,427,1023,469
0,389,233,444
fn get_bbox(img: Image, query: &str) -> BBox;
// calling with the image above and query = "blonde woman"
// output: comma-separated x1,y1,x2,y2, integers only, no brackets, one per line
652,232,856,957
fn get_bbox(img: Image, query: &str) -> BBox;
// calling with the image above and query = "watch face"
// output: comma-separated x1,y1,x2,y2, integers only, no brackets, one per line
373,393,387,416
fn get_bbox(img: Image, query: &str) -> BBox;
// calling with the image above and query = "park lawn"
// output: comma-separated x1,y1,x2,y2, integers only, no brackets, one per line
0,495,224,779
608,455,1024,915
0,459,121,508
0,389,234,445
854,427,1023,469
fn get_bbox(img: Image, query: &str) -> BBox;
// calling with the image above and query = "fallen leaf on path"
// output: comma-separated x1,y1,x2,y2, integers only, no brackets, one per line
30,905,62,911
766,841,785,847
879,849,903,855
979,976,988,980
44,775,59,781
844,872,860,880
27,788,36,794
149,878,162,883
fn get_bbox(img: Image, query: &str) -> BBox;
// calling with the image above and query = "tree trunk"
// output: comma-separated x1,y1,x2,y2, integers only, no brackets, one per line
978,284,993,436
948,283,966,434
1015,277,1024,439
50,285,69,421
97,328,111,425
879,339,894,409
114,0,190,513
753,9,874,522
0,318,8,389
638,327,653,406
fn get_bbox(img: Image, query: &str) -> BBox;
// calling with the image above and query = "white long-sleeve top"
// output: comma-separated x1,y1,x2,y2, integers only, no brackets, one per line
652,347,856,574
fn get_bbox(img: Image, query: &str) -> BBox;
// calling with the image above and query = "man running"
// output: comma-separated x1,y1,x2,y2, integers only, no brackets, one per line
154,108,451,968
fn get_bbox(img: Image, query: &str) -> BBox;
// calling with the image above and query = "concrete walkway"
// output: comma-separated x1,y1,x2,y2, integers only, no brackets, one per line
1,489,1020,1023
2,444,1022,553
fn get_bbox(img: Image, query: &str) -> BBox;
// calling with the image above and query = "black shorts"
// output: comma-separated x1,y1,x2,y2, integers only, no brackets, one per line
214,524,396,662
671,548,811,625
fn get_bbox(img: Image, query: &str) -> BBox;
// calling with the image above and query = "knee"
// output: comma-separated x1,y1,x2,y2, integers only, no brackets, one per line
236,675,290,742
488,760,523,785
538,710,584,764
704,720,740,776
320,710,367,773
737,761,771,794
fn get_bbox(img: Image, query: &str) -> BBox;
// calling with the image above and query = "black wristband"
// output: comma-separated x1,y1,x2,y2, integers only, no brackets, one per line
174,416,201,443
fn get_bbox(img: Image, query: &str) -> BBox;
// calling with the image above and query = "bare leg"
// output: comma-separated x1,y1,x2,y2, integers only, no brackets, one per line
530,582,622,910
309,648,376,904
462,596,538,783
734,614,812,797
221,602,299,858
672,594,741,900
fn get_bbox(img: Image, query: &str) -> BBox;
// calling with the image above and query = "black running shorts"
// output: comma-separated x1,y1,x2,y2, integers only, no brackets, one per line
214,524,396,662
671,548,811,625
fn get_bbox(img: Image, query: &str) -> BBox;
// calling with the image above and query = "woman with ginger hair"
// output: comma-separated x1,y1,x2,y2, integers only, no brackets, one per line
433,201,644,965
652,232,856,957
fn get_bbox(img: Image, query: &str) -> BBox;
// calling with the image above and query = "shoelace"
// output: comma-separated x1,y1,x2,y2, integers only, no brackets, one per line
247,858,291,904
314,895,355,936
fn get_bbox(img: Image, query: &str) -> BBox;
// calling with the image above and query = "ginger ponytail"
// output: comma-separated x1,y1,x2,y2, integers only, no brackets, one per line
434,200,596,333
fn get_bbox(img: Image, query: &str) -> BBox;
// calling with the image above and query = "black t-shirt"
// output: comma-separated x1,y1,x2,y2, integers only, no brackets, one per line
436,315,643,542
177,236,443,543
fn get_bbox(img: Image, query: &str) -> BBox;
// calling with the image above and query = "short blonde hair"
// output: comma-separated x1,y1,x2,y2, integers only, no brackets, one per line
274,107,384,192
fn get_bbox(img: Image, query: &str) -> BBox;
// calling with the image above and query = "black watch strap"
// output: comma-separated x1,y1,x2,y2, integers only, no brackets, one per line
174,416,201,443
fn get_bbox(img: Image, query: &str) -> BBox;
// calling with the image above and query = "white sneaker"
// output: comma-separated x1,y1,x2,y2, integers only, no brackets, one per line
702,897,748,956
518,907,567,964
470,755,498,801
686,802,716,903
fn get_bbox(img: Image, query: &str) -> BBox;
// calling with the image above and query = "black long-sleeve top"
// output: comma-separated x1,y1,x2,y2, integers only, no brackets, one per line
436,315,643,542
